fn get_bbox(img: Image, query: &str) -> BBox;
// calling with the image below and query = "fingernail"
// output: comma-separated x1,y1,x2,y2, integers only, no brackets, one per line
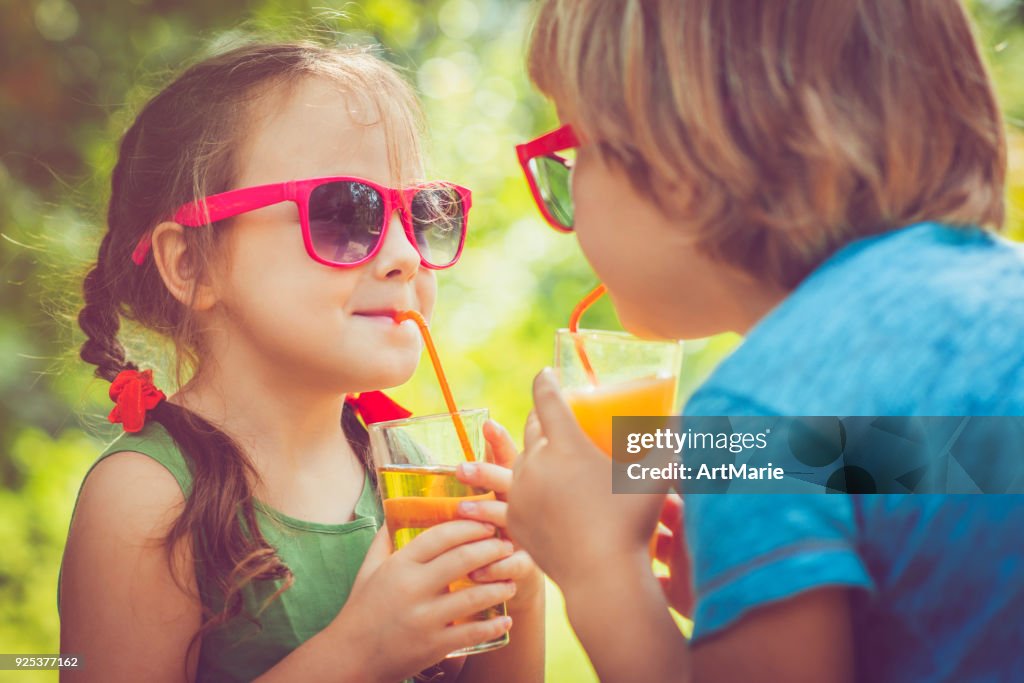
500,616,513,630
505,582,517,597
459,501,478,515
503,540,515,554
460,462,477,477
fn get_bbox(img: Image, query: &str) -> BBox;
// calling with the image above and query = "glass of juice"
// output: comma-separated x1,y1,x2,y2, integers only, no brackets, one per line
555,329,684,458
368,408,510,658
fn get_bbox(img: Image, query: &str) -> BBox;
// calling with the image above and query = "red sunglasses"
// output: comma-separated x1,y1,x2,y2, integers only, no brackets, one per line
131,176,472,269
515,123,579,232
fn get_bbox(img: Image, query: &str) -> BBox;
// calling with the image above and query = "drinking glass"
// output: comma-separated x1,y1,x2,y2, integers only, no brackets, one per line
369,408,510,657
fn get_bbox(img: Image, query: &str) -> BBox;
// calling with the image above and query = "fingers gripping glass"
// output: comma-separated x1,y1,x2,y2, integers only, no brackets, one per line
515,123,579,232
131,177,472,269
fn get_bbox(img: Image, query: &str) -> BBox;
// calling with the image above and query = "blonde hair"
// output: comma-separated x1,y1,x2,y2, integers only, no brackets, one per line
528,0,1007,288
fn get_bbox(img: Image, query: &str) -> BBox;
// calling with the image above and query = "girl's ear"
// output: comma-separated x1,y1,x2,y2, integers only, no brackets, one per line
149,221,219,311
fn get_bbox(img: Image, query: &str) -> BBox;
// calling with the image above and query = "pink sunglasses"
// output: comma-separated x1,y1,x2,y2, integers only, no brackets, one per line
131,176,472,269
515,124,579,233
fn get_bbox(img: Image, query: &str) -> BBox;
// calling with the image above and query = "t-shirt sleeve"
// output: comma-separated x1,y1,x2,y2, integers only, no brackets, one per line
684,493,875,642
683,389,876,643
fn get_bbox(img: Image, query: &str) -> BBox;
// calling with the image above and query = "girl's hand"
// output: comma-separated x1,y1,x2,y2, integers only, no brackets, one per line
454,419,545,610
507,369,670,592
332,519,517,683
653,493,694,618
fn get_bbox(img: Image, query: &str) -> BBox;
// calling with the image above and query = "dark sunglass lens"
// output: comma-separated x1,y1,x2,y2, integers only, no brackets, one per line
528,155,573,229
308,181,385,264
410,186,465,267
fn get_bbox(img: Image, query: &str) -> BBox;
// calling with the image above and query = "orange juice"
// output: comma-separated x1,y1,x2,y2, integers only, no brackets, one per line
565,374,677,562
564,373,677,456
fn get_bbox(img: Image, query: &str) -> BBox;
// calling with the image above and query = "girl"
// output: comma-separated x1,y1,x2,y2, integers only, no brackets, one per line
59,42,543,683
504,1,1024,682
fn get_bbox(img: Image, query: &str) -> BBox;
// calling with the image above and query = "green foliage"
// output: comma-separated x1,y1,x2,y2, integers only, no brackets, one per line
2,2,1023,681
0,429,93,683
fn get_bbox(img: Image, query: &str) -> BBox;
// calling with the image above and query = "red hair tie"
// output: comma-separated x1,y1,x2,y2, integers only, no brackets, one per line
108,369,166,433
345,391,411,425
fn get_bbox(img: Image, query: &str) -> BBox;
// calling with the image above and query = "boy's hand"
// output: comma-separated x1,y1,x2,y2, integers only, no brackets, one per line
455,419,545,609
507,368,669,590
653,493,694,618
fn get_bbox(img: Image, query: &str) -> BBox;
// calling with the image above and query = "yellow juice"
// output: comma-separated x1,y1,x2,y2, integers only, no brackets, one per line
377,464,508,637
564,373,677,457
379,464,497,547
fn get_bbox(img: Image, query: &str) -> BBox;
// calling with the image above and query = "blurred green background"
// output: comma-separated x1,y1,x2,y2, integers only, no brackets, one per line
1,1,1023,681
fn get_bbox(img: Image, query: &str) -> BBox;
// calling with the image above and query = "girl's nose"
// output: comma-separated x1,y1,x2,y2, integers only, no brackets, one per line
373,209,421,279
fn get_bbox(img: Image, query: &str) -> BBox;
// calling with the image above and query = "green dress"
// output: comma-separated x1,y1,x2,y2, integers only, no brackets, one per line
58,421,391,682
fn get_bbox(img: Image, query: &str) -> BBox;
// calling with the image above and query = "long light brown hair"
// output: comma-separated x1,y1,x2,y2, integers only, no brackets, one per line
528,0,1007,288
77,41,424,669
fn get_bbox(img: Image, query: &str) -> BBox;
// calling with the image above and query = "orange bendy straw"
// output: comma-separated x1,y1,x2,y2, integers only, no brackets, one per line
393,310,476,462
569,283,607,386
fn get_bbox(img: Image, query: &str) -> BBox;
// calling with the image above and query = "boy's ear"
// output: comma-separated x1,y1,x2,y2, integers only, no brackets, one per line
149,221,219,311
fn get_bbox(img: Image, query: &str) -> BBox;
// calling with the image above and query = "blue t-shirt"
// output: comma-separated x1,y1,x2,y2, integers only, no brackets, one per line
683,223,1024,682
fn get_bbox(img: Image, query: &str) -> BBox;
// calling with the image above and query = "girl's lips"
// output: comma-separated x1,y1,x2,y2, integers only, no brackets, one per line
353,309,407,322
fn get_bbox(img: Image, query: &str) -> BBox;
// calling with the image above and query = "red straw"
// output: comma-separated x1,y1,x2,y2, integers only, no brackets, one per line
568,283,606,386
393,310,476,462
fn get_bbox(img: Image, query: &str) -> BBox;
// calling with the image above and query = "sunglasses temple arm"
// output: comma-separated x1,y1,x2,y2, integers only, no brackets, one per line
172,183,292,226
132,183,294,265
